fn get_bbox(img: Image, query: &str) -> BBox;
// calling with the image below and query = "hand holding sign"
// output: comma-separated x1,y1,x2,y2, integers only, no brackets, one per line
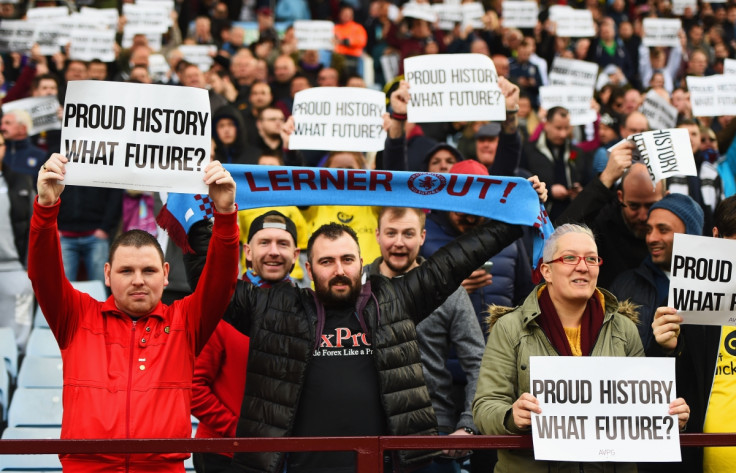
651,306,682,354
668,397,690,432
204,160,236,214
600,140,634,188
37,153,68,207
513,392,542,430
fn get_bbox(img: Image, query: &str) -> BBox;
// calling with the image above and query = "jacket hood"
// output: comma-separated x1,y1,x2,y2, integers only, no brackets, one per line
484,285,640,333
212,104,247,147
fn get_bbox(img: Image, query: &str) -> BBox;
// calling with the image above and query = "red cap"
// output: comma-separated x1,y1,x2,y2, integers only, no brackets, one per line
449,159,488,176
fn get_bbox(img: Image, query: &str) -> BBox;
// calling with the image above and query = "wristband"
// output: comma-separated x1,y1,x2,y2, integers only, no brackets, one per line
390,112,407,121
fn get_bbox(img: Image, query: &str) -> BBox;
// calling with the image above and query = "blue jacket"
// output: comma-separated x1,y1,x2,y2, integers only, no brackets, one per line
6,137,46,177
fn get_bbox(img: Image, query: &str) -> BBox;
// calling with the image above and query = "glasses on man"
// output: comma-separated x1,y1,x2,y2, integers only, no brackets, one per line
545,255,603,266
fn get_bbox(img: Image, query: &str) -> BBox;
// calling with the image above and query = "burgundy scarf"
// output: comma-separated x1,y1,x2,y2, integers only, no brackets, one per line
536,287,605,356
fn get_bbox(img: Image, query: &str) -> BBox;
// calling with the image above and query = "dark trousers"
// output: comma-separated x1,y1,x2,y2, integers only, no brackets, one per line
193,452,232,473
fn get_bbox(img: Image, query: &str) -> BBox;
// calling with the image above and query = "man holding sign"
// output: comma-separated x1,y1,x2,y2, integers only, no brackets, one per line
27,153,239,473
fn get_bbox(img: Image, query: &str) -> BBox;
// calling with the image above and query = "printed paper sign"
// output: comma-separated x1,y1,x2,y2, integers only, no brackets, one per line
69,29,116,62
625,128,697,186
433,3,463,30
26,6,69,21
80,7,120,31
61,81,210,194
148,53,170,83
550,6,595,38
724,58,736,75
136,0,175,27
402,2,438,22
122,26,163,51
672,0,696,15
686,75,736,117
549,57,598,89
290,87,386,152
643,18,682,47
0,20,37,53
35,18,67,56
123,3,170,34
668,234,736,326
539,85,596,126
530,357,680,462
502,1,539,28
461,2,485,30
639,90,677,131
179,45,217,72
293,20,335,51
2,96,61,135
404,53,503,122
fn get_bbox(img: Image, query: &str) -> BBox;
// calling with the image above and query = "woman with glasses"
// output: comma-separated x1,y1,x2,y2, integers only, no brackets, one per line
472,223,690,472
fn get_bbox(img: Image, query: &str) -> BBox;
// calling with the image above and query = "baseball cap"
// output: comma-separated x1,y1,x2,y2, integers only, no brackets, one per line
248,210,298,245
476,122,501,139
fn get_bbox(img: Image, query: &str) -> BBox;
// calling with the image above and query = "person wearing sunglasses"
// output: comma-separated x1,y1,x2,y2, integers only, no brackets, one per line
473,223,690,472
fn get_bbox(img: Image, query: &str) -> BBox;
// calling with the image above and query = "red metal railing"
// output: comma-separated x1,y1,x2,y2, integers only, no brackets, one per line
1,434,735,472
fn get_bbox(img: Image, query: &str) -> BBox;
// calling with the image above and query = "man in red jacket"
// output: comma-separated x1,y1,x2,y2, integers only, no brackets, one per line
27,153,239,473
191,210,300,473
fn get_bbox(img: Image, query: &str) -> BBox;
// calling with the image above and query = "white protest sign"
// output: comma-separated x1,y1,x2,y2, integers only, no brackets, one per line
26,6,69,21
0,20,37,53
123,3,170,34
672,0,696,15
35,18,67,56
80,7,120,31
639,90,677,131
402,2,438,22
61,81,210,193
549,57,598,89
290,87,386,152
381,53,400,84
539,85,596,126
461,2,485,30
686,75,736,117
724,58,736,75
179,45,217,72
148,53,169,83
136,0,175,27
502,1,539,28
550,7,595,38
669,234,736,325
404,53,503,122
627,128,697,186
69,29,116,62
643,18,682,47
530,357,680,462
2,96,61,136
122,26,163,51
293,20,335,51
433,3,463,30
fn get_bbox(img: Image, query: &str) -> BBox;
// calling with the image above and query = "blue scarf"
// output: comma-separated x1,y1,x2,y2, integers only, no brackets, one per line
156,164,554,267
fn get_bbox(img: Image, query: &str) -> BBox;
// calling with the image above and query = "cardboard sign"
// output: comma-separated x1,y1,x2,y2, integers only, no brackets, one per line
404,53,503,122
550,6,595,38
179,45,217,72
549,57,598,89
639,90,678,131
539,85,596,126
668,234,736,326
530,357,680,462
290,87,386,152
402,2,438,22
2,96,61,135
293,20,335,51
69,28,116,62
643,18,682,47
502,1,539,28
61,81,210,194
0,20,36,53
614,128,697,186
686,75,736,117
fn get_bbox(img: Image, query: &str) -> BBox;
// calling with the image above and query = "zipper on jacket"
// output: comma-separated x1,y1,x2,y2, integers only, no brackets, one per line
125,320,137,472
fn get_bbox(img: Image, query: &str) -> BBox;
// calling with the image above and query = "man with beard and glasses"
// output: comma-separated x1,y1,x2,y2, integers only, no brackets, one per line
364,207,484,473
184,177,546,473
186,211,301,473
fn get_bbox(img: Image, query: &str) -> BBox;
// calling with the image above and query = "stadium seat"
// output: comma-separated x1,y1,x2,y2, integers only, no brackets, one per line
0,327,18,380
33,305,49,329
17,357,63,389
0,367,8,421
70,280,107,301
0,427,62,471
25,329,61,358
7,388,62,427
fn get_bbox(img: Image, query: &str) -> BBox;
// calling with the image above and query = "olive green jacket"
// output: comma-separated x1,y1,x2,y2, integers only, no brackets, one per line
472,285,643,473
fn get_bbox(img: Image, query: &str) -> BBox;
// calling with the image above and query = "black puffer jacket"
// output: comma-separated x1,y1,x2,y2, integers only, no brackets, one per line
187,218,522,473
2,160,33,265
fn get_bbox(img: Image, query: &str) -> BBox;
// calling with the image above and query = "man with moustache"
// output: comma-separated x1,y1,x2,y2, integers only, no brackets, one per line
185,198,536,473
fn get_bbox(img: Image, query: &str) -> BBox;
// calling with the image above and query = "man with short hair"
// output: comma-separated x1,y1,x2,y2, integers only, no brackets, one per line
190,210,300,473
255,106,285,156
185,198,528,473
242,81,273,147
29,153,238,472
610,192,704,351
270,54,297,102
30,73,62,154
1,109,46,177
317,67,339,87
366,207,485,472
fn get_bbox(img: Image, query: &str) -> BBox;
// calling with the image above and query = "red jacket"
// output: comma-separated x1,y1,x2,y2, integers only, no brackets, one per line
191,320,249,448
27,199,239,473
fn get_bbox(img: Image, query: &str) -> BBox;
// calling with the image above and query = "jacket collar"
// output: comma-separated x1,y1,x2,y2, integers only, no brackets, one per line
101,295,167,322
